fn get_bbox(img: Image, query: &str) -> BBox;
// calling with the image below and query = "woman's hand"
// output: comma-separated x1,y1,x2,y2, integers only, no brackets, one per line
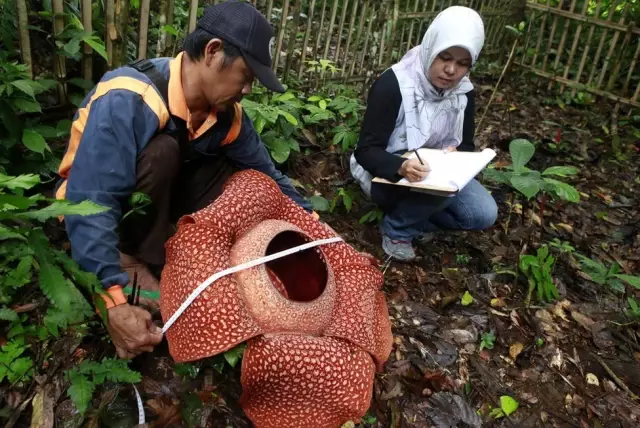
399,158,430,182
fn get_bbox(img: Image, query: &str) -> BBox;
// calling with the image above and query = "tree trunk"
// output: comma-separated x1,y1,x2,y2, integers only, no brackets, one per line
52,0,67,103
137,0,151,59
188,0,199,33
81,0,93,81
112,0,131,68
16,0,33,79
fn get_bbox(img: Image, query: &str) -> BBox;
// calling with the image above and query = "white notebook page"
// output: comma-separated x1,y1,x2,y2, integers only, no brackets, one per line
398,148,496,192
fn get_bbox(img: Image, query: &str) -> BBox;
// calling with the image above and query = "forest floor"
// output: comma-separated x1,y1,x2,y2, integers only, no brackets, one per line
43,75,640,428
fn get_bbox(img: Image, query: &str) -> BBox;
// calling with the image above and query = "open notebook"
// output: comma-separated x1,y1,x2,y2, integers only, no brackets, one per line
372,148,496,195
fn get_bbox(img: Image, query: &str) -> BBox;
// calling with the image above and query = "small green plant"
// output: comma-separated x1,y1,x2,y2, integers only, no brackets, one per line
575,254,640,293
483,139,580,203
456,254,470,265
549,238,575,253
121,191,153,222
330,188,359,214
65,358,142,414
488,395,519,419
519,244,558,305
359,207,384,224
479,331,496,351
626,297,640,320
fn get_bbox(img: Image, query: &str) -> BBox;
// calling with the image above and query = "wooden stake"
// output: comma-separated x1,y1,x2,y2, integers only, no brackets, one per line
187,0,198,33
137,0,151,59
52,0,67,103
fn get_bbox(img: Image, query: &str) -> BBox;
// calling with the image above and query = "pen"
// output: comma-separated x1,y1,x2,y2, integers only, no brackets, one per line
413,149,425,165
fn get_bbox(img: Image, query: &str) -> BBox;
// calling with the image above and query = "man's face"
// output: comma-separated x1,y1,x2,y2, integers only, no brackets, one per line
199,39,255,111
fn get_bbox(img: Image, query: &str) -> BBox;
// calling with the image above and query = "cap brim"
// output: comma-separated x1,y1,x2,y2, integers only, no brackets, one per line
242,51,285,93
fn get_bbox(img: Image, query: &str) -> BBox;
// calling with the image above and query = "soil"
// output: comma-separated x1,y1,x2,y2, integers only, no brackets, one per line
6,75,640,428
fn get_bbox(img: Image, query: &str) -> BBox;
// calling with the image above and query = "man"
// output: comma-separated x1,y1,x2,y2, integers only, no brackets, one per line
56,0,314,359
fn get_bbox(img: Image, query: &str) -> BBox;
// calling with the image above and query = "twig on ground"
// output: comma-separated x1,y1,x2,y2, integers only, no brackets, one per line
591,352,639,401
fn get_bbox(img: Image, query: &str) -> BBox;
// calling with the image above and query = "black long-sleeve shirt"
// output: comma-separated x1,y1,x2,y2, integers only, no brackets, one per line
353,69,477,183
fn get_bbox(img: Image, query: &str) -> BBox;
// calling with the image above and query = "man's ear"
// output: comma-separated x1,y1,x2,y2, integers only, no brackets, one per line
204,38,223,67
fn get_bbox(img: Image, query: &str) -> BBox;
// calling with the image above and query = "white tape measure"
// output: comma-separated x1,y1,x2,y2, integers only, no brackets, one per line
161,236,343,334
133,384,145,425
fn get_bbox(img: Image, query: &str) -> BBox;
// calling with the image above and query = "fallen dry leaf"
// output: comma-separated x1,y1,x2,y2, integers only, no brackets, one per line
586,373,600,386
490,298,506,308
556,223,574,233
571,310,595,330
509,343,524,360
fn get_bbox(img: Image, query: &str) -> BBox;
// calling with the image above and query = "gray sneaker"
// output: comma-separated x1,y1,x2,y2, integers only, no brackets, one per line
416,232,436,243
382,235,416,262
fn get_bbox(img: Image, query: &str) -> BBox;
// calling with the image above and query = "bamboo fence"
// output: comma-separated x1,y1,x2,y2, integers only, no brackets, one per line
516,0,640,112
15,0,520,97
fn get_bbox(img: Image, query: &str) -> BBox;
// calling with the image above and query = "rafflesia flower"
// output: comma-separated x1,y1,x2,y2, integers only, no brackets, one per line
160,170,393,428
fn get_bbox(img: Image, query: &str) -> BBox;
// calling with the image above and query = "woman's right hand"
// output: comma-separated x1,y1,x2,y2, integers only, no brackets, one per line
399,158,430,182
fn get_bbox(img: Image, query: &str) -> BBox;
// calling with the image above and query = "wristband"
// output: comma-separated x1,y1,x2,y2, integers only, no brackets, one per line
96,285,127,311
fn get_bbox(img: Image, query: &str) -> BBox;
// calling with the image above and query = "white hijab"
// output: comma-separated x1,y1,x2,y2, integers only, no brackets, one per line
389,6,485,152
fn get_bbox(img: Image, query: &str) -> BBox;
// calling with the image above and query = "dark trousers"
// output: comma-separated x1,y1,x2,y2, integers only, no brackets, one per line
118,134,236,268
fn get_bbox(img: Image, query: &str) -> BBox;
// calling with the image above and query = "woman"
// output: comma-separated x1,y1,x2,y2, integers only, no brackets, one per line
350,6,497,262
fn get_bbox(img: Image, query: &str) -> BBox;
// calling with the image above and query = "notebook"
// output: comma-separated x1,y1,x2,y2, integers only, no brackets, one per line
372,148,496,195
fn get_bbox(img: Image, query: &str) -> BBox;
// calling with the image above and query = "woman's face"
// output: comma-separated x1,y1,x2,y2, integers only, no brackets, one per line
427,47,472,89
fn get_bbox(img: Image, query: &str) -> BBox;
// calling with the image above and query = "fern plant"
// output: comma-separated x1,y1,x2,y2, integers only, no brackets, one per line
0,172,111,394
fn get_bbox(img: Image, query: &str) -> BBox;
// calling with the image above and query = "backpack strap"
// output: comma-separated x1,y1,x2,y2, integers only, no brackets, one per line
127,59,189,151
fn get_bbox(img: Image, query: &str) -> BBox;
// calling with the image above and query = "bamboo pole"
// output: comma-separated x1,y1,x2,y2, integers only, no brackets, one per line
586,0,620,89
357,3,376,73
52,0,67,103
156,0,174,57
385,0,399,67
405,0,421,52
112,0,131,68
621,42,640,96
266,0,274,22
297,0,317,78
283,0,301,80
321,0,339,61
559,0,588,93
339,0,359,77
187,0,198,33
333,0,349,64
531,0,552,68
598,3,629,89
137,0,151,59
16,0,32,79
313,0,328,65
541,0,559,73
571,0,602,97
105,0,115,67
546,0,576,90
81,0,93,81
349,0,369,77
272,0,290,72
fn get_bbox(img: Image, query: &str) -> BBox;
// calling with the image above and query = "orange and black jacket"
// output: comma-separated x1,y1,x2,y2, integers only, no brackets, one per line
55,52,312,290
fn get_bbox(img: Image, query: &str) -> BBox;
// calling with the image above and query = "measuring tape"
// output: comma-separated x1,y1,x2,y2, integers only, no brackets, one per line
160,236,343,334
130,236,343,424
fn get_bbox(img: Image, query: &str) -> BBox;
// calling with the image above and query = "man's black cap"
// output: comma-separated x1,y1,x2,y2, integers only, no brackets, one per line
196,0,285,93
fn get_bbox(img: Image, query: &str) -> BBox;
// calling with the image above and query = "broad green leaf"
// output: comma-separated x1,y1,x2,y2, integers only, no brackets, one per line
0,225,27,241
0,307,18,321
161,24,180,36
22,129,48,155
7,357,33,383
31,125,58,139
615,275,640,290
0,173,40,191
16,200,109,222
224,343,246,368
519,254,538,271
543,178,580,202
10,80,36,97
310,195,330,212
67,372,95,414
28,229,71,311
83,36,108,61
63,38,81,56
500,395,519,416
274,92,295,102
0,194,40,210
319,99,327,110
265,139,291,164
12,98,42,113
510,175,540,199
482,168,510,185
542,166,578,177
509,139,535,172
342,192,353,212
279,111,298,126
461,291,473,306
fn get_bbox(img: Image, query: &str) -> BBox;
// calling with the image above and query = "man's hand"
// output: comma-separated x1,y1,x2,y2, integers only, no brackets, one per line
106,303,163,359
399,158,430,182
